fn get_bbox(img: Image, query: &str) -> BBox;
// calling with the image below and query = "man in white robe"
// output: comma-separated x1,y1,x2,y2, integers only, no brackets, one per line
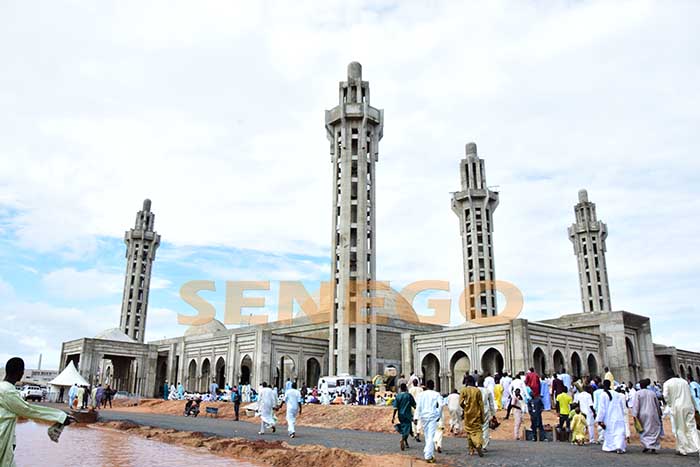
595,381,626,454
409,379,424,442
67,384,78,408
592,380,606,443
663,376,700,456
415,380,443,463
500,373,512,410
574,387,595,444
479,380,496,451
632,378,661,452
283,382,302,438
446,389,462,433
257,382,277,435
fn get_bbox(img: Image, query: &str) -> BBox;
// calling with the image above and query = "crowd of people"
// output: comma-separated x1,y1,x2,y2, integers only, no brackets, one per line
389,367,700,464
63,383,115,410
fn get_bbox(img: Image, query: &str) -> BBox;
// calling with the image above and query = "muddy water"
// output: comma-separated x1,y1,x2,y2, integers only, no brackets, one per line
14,421,258,466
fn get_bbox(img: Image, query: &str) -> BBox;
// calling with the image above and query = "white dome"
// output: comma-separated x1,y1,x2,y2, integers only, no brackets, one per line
95,328,137,342
184,319,227,337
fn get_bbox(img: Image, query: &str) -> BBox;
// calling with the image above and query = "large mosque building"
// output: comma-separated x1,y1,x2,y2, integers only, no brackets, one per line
59,63,700,397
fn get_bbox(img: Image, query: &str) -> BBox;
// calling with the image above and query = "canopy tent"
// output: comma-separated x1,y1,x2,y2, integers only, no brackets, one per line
48,361,89,387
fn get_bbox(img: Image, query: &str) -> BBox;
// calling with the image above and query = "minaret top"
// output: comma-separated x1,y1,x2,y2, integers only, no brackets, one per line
143,198,152,212
347,61,362,80
578,189,588,203
465,142,477,156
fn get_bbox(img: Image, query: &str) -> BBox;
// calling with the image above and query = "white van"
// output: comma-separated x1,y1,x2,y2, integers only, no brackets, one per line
318,375,365,395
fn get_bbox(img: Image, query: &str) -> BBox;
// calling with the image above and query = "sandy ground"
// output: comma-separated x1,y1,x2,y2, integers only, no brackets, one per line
110,398,678,448
96,420,447,467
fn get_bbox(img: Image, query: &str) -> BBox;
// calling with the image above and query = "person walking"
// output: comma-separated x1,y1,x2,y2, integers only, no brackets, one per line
632,378,662,453
231,385,241,421
0,357,76,466
391,383,416,451
257,382,277,435
510,387,526,440
479,377,497,451
595,380,627,454
408,379,423,443
283,382,302,438
663,375,700,456
528,393,546,441
460,375,485,457
416,380,443,464
163,380,169,401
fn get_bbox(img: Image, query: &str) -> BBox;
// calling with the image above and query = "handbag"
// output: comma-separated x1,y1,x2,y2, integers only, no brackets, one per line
633,417,643,434
489,416,500,430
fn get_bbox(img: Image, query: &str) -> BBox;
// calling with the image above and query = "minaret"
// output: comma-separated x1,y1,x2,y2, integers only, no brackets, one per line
451,143,499,319
119,199,161,342
325,62,383,377
568,189,611,313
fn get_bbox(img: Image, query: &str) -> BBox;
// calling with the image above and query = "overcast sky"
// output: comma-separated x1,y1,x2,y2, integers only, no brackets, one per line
1,1,698,369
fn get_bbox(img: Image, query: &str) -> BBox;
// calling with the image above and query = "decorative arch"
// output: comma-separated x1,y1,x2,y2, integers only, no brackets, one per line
587,353,599,378
533,347,547,376
680,364,686,379
421,353,441,392
449,351,470,389
201,358,211,392
187,359,197,392
240,354,252,385
552,350,565,374
276,354,297,389
480,348,504,376
215,356,226,389
570,352,583,379
306,357,321,388
696,366,700,381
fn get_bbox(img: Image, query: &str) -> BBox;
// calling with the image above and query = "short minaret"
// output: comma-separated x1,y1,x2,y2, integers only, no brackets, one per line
568,189,611,313
325,62,384,377
451,143,499,320
119,199,161,342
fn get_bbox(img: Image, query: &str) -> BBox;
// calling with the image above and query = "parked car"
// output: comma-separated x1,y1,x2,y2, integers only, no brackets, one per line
318,375,365,395
20,385,43,401
113,391,131,399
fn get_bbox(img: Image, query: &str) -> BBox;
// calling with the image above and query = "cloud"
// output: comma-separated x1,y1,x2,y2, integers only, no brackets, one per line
41,268,123,300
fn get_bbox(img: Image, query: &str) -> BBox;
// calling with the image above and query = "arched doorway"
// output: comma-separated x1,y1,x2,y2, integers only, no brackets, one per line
450,351,470,389
553,350,565,374
215,357,226,388
680,364,686,379
201,358,211,392
625,338,638,382
481,348,504,376
155,358,168,397
696,366,700,381
187,359,197,392
587,354,599,378
570,352,582,379
533,348,547,376
306,358,321,388
240,355,252,385
276,355,297,389
421,353,440,392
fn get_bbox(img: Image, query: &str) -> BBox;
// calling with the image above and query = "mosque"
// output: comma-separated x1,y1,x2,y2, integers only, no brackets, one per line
59,63,700,397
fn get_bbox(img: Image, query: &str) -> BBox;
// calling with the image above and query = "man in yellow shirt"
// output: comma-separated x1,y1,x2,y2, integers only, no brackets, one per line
556,387,573,435
0,357,74,466
603,367,615,386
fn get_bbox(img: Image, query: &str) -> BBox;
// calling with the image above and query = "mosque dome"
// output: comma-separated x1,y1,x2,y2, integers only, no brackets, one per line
184,318,227,337
95,328,137,342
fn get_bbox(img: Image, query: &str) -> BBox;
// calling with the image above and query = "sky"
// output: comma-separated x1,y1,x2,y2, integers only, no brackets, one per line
0,0,698,370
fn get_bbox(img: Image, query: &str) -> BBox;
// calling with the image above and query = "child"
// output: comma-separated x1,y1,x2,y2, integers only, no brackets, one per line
570,403,587,445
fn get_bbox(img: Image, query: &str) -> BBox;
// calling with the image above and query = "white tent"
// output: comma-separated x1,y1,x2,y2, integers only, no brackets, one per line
48,361,89,387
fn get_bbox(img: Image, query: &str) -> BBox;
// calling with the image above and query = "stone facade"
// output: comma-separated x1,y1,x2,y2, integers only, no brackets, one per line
119,199,161,342
451,143,499,319
325,61,384,377
568,190,612,313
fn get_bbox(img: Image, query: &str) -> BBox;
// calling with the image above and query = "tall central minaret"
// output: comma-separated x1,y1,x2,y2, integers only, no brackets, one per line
568,189,611,313
119,199,161,342
325,62,383,377
452,143,499,320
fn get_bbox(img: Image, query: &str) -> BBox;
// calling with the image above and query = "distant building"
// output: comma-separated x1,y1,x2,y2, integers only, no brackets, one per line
59,62,700,397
